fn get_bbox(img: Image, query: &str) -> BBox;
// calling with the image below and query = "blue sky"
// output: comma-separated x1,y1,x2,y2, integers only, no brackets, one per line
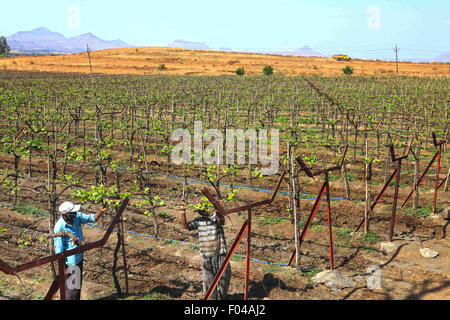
1,0,449,59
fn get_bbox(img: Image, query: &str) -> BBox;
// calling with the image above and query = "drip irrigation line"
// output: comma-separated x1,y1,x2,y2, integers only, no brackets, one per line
0,189,415,269
83,222,291,267
153,172,365,202
0,220,47,238
1,149,434,204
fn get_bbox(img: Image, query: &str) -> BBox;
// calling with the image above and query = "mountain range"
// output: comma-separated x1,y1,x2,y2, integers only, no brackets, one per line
165,40,325,57
5,27,450,62
166,39,210,50
431,52,450,63
260,46,326,57
7,27,130,54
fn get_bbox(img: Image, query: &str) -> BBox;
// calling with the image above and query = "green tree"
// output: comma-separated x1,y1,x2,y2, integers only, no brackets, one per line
157,64,167,71
0,37,10,56
342,66,353,75
235,67,245,76
263,65,273,75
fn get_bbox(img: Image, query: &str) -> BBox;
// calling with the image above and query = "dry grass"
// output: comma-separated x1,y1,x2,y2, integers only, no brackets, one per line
1,46,449,77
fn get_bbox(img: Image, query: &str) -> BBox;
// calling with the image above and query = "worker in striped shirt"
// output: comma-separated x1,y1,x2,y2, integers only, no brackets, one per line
180,198,231,300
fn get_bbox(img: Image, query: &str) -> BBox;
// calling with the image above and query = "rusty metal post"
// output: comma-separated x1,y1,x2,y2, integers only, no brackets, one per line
270,172,286,203
204,221,248,300
58,257,66,300
438,173,448,191
288,181,326,266
401,150,439,208
355,166,399,233
201,171,285,300
324,172,334,270
0,198,129,300
389,159,402,242
244,207,251,300
44,278,60,300
288,146,347,268
431,129,448,214
433,145,441,214
401,130,447,213
356,138,412,238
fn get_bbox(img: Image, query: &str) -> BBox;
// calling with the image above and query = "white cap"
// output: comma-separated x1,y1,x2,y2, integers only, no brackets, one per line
59,201,81,215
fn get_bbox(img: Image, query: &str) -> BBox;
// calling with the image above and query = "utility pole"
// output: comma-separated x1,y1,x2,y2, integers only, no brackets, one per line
393,44,399,76
86,44,93,79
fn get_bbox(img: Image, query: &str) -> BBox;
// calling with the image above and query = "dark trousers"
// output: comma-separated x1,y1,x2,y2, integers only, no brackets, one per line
202,254,231,300
65,261,83,300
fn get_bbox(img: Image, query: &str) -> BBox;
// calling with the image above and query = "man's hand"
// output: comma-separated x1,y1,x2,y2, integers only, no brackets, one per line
94,205,108,221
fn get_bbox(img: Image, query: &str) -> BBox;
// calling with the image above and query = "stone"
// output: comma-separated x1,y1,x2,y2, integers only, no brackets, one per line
380,241,399,253
419,247,439,258
441,207,450,220
312,270,354,289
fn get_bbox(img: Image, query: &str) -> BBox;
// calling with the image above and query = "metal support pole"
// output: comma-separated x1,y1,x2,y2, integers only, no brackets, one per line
288,146,346,269
355,166,398,233
433,145,441,214
58,257,65,300
44,278,60,300
325,172,334,270
402,150,439,208
0,198,129,300
389,160,401,242
201,173,284,300
438,172,448,191
244,207,251,300
204,221,248,300
288,181,326,266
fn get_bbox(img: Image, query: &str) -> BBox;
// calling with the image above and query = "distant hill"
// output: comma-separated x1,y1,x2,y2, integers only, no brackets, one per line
269,46,326,57
167,39,210,50
215,45,325,57
6,27,131,54
5,28,449,63
431,52,450,63
218,47,233,52
386,52,450,63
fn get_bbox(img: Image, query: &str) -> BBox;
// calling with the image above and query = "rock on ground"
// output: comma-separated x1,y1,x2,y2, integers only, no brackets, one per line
419,247,439,258
442,207,450,220
380,241,400,253
312,270,354,289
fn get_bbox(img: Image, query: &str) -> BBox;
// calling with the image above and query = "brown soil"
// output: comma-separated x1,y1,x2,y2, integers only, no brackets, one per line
0,151,448,300
2,47,449,77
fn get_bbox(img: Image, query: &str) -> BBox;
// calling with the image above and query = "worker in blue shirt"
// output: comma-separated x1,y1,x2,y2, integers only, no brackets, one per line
54,201,107,300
